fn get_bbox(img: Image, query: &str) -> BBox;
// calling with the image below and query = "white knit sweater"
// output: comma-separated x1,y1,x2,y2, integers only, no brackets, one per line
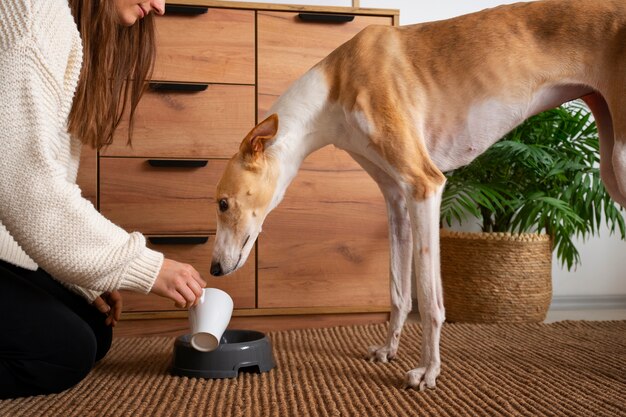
0,0,164,302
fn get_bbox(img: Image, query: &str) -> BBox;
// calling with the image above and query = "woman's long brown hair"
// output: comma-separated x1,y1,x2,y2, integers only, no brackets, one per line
68,0,156,149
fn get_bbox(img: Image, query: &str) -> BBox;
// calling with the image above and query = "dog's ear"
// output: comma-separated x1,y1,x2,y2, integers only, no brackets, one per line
240,114,279,159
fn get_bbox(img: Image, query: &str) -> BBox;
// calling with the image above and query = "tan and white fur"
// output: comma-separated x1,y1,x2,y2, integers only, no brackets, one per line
210,0,626,390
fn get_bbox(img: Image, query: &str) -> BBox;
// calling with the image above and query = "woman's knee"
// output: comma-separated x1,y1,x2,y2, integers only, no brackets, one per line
21,315,98,396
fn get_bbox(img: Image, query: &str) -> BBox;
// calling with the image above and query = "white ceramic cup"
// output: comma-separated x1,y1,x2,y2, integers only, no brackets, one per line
188,288,234,352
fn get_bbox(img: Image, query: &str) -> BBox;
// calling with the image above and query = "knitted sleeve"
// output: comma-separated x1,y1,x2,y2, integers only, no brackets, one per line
0,1,164,298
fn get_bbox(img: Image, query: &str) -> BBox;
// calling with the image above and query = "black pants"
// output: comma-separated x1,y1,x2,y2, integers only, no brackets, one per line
0,260,112,399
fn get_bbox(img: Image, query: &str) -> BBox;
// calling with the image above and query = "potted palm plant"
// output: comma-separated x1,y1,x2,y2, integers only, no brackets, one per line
439,102,625,323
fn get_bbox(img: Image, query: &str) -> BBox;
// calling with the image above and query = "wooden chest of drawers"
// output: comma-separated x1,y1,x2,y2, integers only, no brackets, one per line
76,1,399,336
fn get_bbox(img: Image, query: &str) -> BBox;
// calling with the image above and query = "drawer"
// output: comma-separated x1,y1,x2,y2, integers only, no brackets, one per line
76,144,97,207
121,234,255,311
100,158,225,234
257,11,393,117
103,84,255,158
258,147,390,309
153,7,255,84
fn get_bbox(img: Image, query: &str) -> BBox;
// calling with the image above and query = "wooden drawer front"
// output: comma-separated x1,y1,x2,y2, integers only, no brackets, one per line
258,147,390,309
103,84,255,158
100,158,225,234
257,12,392,117
153,8,255,84
121,235,255,311
76,144,97,207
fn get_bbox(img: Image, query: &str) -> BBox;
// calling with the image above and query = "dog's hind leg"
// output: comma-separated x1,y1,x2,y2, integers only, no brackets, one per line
347,152,413,363
583,92,626,207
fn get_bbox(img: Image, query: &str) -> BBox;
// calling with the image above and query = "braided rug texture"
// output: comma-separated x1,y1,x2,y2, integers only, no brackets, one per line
0,321,624,417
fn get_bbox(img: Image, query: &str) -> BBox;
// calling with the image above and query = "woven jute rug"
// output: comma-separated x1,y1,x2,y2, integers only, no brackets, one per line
1,321,624,417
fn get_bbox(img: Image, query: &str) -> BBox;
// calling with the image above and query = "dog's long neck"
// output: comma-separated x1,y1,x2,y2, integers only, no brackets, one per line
264,68,336,211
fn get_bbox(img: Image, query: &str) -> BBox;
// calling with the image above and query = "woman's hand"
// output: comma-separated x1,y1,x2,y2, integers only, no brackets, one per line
150,258,206,308
92,290,123,327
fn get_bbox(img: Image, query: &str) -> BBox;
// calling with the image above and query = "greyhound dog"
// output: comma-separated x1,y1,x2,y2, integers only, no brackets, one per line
209,0,625,390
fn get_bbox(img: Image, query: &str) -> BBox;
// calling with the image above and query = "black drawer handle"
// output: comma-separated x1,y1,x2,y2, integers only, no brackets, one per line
164,5,209,15
298,13,355,23
147,159,208,168
149,82,209,92
148,236,209,245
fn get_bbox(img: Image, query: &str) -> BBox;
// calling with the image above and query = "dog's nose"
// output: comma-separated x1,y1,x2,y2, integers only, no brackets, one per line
210,262,223,276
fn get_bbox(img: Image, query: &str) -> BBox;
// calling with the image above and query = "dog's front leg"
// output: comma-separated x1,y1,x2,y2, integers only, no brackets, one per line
367,185,413,362
348,152,413,363
404,183,446,390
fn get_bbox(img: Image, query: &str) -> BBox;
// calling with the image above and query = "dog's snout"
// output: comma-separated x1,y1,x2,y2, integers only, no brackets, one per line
210,262,223,276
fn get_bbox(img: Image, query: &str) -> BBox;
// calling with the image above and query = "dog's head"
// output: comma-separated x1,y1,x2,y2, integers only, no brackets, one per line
210,114,279,276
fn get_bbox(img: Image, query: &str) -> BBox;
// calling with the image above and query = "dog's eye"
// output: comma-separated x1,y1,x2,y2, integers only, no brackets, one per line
218,199,229,212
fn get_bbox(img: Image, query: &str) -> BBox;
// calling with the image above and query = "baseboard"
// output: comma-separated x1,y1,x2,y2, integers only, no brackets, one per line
411,295,626,312
549,295,626,311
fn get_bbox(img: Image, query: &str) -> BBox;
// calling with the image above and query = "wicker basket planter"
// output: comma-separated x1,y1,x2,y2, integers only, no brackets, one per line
440,230,552,323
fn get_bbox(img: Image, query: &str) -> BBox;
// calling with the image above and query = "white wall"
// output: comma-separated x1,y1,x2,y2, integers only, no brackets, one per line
362,0,520,25
225,0,626,300
228,0,520,24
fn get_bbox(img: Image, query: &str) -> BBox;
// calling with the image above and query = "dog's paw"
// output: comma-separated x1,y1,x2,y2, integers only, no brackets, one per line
366,345,397,363
403,365,440,391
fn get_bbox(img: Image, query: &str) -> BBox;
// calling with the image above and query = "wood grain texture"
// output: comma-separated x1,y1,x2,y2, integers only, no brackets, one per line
152,8,255,84
114,312,389,336
103,84,255,158
121,305,391,319
99,158,225,234
258,147,390,308
76,144,97,207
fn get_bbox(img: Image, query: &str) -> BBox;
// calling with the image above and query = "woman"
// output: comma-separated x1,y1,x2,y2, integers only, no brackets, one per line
0,0,206,398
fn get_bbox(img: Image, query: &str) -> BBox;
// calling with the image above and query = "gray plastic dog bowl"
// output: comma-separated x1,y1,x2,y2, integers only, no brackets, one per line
171,330,276,379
